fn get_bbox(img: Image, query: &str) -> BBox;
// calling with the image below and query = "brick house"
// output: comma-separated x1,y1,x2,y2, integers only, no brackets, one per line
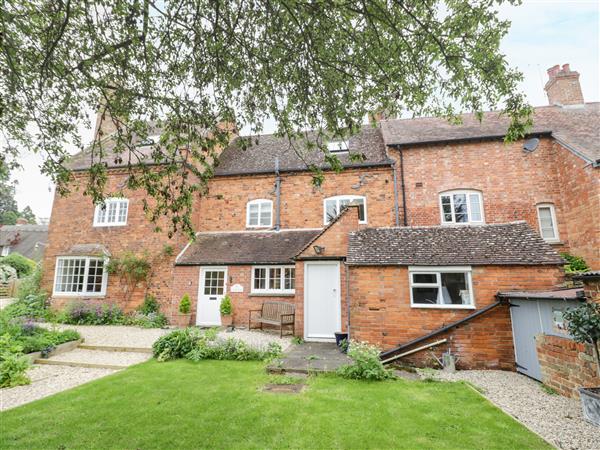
42,64,599,369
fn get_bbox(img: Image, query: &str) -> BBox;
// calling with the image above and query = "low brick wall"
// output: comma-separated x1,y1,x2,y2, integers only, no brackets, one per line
536,334,600,398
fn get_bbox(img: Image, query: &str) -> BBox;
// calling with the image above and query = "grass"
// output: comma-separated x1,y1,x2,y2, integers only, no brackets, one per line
0,360,550,449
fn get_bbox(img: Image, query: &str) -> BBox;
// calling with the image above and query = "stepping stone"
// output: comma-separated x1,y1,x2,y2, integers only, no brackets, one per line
263,384,305,394
35,348,151,370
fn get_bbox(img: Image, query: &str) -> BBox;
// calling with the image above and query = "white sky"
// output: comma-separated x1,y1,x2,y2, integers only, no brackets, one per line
11,0,600,221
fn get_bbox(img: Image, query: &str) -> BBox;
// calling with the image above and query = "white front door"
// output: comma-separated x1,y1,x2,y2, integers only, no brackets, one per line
304,261,341,341
197,267,227,326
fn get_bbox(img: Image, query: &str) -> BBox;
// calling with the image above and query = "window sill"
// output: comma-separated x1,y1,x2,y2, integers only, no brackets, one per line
249,292,296,297
411,304,476,310
546,240,564,245
52,293,107,298
93,224,127,228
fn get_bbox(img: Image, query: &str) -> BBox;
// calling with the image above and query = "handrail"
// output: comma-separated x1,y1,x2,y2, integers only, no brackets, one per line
380,299,505,363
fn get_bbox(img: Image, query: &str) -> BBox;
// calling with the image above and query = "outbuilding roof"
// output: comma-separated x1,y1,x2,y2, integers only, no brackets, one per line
176,229,321,266
347,221,564,266
0,225,48,261
496,288,584,301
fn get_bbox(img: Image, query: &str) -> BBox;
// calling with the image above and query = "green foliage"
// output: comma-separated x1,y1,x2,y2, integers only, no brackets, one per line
0,170,36,225
0,334,30,388
291,336,304,345
107,252,152,285
3,293,47,320
16,264,43,300
561,252,590,274
337,341,395,381
540,384,558,396
564,303,600,345
1,1,530,239
267,375,305,385
153,327,203,361
0,264,18,283
220,295,232,315
126,311,168,329
138,295,159,315
179,294,191,314
57,302,125,325
0,253,36,278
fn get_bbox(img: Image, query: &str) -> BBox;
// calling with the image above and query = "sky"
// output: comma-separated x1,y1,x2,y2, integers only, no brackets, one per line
10,0,600,221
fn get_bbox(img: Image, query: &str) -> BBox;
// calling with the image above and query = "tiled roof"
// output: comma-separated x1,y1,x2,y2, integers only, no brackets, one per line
214,126,391,175
381,103,600,164
176,229,321,265
0,225,48,261
573,271,600,280
347,222,564,266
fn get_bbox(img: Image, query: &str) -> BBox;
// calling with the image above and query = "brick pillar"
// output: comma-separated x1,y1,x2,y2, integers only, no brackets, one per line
577,273,600,304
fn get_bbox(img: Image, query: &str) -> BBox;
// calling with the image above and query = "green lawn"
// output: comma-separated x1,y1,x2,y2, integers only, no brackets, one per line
1,360,549,449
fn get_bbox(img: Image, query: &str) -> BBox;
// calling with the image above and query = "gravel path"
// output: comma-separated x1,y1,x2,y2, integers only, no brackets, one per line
429,370,599,450
217,328,292,351
41,324,171,348
48,349,151,367
1,365,116,411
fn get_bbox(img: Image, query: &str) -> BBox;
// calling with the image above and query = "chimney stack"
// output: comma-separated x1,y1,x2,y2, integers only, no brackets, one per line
544,63,584,106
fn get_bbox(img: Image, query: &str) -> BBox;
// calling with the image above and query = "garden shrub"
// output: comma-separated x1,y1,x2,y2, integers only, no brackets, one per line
16,265,44,301
179,294,191,314
564,302,600,375
220,295,232,315
337,341,395,381
561,252,589,274
0,334,30,388
3,293,47,320
57,302,125,325
0,265,18,283
0,253,36,278
138,295,159,315
153,327,204,361
126,311,168,329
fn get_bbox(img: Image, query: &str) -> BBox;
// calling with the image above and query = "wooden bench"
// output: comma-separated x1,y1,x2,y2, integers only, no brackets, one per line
249,301,295,337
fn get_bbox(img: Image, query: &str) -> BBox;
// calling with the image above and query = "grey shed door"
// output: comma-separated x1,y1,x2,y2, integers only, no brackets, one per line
510,299,543,381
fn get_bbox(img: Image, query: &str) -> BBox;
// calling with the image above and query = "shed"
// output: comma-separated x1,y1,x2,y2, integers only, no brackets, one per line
497,288,585,380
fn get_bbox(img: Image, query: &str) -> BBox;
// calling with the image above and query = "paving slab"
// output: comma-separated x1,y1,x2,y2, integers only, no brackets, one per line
269,342,351,374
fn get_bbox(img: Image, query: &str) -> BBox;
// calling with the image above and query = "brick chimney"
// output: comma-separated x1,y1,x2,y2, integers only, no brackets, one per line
544,63,584,106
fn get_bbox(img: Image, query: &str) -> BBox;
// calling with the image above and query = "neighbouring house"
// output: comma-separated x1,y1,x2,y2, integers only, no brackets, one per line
0,223,49,261
42,63,599,370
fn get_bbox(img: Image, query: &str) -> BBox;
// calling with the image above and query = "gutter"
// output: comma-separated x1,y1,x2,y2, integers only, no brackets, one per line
379,299,505,362
274,157,281,231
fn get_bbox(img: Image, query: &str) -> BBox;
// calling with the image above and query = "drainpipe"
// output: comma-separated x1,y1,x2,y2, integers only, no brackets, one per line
274,157,281,231
345,262,351,339
391,162,400,227
398,146,408,226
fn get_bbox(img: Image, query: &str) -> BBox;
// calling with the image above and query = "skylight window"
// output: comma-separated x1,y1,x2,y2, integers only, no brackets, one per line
327,140,349,154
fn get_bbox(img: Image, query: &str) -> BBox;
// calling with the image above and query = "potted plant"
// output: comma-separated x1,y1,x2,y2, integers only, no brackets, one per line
564,302,600,426
175,294,192,327
220,295,233,329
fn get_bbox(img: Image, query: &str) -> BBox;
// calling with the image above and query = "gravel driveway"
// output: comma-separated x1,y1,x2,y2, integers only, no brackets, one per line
429,370,599,450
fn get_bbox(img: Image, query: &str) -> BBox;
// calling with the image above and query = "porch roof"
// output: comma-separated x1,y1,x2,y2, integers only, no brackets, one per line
496,288,585,301
176,229,321,266
347,221,564,266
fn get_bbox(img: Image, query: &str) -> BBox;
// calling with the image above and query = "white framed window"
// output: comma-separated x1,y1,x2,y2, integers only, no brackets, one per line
439,190,484,225
1,246,10,257
93,198,129,227
409,266,475,309
251,266,295,294
53,256,108,296
536,203,560,243
246,199,273,228
324,195,367,225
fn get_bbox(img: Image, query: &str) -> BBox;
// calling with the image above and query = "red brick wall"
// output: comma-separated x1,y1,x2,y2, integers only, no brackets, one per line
197,166,397,231
536,334,600,397
390,137,568,251
553,143,600,269
42,171,190,313
349,265,564,369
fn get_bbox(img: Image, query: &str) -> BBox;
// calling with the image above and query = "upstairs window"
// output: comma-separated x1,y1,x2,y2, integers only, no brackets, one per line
94,198,129,227
252,266,295,294
439,190,484,225
1,246,10,257
246,199,273,228
537,203,559,243
53,256,108,296
324,195,367,225
409,267,474,309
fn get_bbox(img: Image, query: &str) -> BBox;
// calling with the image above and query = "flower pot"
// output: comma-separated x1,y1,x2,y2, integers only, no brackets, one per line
334,332,349,353
580,387,600,427
221,314,233,328
172,313,191,327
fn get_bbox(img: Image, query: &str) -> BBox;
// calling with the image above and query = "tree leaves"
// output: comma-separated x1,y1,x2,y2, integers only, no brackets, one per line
0,0,530,238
